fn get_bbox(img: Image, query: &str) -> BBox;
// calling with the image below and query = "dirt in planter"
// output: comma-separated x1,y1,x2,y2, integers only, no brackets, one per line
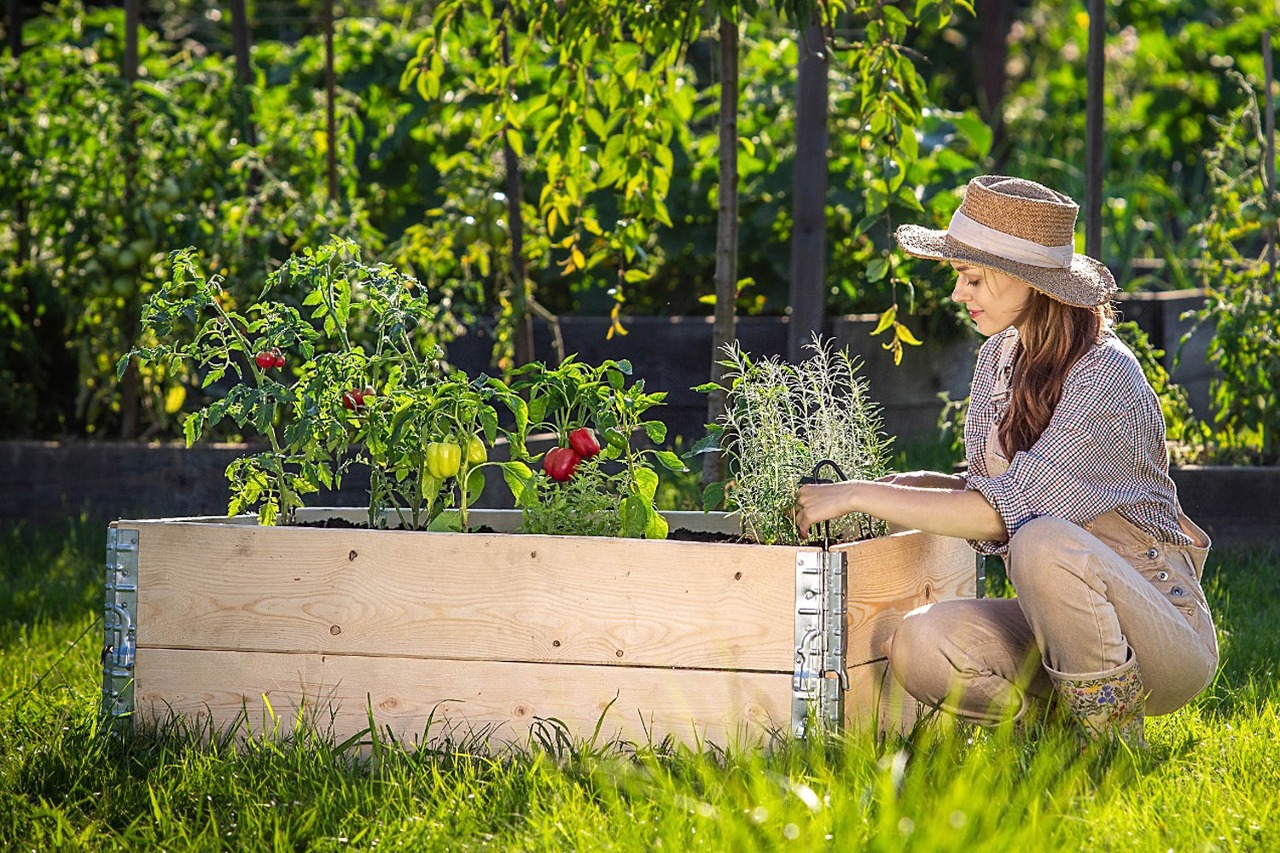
289,517,756,543
667,528,756,545
292,518,500,534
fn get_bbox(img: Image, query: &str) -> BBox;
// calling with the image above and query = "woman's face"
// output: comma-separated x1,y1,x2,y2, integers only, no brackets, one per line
949,262,1032,336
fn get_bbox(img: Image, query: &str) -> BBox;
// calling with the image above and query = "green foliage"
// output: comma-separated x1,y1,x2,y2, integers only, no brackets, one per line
123,239,493,527
1186,72,1280,465
997,0,1277,289
695,335,890,545
502,356,686,539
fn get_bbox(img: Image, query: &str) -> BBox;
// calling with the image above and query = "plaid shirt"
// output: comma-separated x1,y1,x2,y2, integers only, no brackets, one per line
963,326,1192,556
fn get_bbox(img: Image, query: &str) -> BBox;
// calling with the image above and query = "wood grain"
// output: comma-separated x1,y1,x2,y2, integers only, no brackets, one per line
134,647,791,750
835,531,977,666
844,657,921,736
127,520,808,671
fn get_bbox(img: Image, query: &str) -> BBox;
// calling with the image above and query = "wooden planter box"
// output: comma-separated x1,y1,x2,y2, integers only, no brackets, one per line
103,509,977,749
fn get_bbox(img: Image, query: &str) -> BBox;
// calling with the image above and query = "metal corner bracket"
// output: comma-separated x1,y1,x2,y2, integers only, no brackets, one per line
791,549,847,738
103,527,139,718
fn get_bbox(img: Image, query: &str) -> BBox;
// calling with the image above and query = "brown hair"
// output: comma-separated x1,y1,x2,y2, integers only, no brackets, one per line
999,289,1114,456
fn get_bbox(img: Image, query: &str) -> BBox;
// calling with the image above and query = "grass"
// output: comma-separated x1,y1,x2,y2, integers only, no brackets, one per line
2,517,1277,851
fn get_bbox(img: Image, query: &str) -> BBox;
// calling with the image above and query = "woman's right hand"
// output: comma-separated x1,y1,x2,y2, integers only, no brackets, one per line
875,470,966,490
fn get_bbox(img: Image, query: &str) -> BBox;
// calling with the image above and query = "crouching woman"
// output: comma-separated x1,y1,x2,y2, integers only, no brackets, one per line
794,176,1217,746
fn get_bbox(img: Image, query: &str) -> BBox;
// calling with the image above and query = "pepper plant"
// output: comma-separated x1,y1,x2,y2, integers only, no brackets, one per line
498,357,687,539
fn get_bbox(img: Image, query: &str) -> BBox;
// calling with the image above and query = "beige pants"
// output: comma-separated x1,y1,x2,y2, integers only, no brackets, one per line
885,511,1219,724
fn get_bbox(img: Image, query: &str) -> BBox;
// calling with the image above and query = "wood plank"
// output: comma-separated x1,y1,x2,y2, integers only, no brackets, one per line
834,531,977,666
127,521,808,671
844,658,920,736
134,647,791,750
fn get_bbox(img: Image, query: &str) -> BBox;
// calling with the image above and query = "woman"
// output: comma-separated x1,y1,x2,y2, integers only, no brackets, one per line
794,176,1217,746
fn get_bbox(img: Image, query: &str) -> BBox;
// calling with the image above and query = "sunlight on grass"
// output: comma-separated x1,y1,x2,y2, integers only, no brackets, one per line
1,519,1276,850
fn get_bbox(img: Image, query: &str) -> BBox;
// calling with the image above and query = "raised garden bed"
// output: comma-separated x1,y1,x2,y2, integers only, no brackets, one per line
103,509,976,749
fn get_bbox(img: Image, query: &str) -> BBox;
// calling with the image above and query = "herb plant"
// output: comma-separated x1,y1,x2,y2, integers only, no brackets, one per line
695,336,891,545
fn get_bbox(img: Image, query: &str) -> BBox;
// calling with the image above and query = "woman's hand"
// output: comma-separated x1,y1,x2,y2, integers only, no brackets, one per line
794,481,858,539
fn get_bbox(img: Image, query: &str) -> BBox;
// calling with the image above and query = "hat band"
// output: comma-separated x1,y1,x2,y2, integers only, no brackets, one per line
947,210,1074,270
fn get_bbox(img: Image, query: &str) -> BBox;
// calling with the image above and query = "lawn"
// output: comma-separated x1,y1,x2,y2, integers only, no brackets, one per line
1,517,1277,851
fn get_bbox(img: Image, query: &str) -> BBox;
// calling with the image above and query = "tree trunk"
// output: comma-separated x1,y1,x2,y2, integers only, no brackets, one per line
501,17,534,367
324,0,338,203
702,14,740,489
787,22,829,363
119,0,141,439
973,0,1020,166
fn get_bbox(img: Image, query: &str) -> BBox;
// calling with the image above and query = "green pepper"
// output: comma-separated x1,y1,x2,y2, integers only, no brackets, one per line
465,435,488,465
426,441,462,479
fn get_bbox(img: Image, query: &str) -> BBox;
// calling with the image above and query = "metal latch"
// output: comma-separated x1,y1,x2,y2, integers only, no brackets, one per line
103,527,139,718
792,460,849,737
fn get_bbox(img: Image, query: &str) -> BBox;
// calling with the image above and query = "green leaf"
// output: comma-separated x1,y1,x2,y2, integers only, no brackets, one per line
701,480,726,512
427,510,462,532
464,466,486,506
643,421,667,443
633,466,659,502
654,450,687,472
867,257,889,283
686,428,722,457
499,462,536,508
643,506,669,540
621,495,648,538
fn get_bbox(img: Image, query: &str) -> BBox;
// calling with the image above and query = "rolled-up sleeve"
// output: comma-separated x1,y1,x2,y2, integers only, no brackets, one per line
964,342,1158,554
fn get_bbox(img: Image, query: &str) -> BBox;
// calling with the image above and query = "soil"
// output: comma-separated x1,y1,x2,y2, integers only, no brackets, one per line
291,517,753,543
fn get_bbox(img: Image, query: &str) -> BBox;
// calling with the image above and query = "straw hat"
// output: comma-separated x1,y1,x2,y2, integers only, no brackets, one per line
894,175,1116,307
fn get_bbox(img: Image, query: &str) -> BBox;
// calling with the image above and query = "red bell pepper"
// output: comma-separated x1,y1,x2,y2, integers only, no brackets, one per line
568,427,602,459
543,446,581,481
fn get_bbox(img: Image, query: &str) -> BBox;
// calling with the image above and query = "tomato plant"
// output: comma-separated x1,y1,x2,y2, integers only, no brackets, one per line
122,238,522,528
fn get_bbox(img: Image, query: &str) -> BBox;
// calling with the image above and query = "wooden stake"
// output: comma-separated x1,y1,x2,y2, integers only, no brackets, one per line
501,15,534,367
1263,31,1275,284
787,22,829,364
1085,0,1105,261
703,13,740,490
324,0,338,203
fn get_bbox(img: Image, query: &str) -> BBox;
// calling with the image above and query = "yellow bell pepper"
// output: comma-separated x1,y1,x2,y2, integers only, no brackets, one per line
426,441,462,479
